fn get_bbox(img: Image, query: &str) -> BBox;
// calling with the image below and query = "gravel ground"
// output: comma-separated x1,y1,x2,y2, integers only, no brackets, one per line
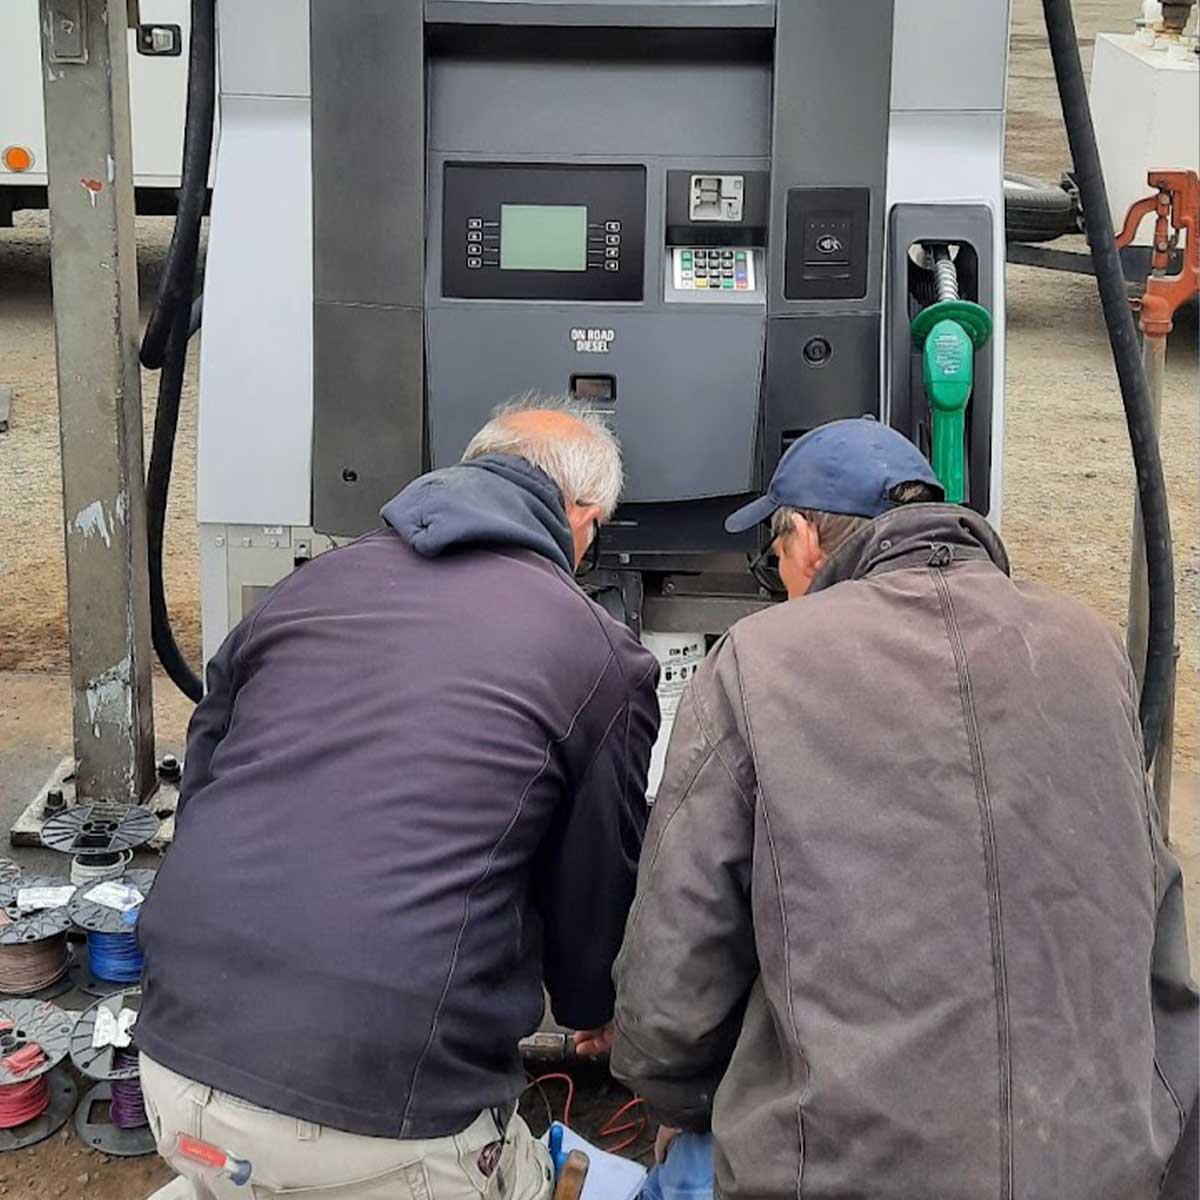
0,1,1196,1195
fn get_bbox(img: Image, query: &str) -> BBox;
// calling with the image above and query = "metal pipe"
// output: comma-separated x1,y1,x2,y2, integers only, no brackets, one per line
1126,329,1167,690
1151,645,1179,839
932,247,960,302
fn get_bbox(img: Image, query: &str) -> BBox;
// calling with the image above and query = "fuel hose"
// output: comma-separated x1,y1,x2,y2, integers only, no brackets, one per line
1042,0,1176,765
141,0,215,702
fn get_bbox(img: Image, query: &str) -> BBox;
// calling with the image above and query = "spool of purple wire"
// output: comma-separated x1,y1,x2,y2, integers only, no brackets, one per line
110,1047,148,1129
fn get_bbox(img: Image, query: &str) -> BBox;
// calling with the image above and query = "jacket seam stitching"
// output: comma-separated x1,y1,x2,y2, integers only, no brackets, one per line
691,677,754,816
1154,1055,1188,1193
399,650,614,1134
619,727,714,950
576,659,658,784
932,567,1014,1200
728,633,805,1200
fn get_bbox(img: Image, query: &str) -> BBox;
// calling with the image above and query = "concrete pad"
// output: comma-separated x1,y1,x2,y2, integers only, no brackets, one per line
0,672,190,877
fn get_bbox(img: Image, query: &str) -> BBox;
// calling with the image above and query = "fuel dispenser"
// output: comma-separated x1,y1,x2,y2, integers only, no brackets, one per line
185,0,1011,783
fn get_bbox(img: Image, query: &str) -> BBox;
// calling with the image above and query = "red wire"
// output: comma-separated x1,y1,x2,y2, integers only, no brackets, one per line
0,1077,49,1129
529,1072,575,1128
597,1096,644,1135
597,1096,647,1154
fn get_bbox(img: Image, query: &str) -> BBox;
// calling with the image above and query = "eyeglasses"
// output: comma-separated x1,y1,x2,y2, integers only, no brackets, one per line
748,540,786,598
577,520,602,577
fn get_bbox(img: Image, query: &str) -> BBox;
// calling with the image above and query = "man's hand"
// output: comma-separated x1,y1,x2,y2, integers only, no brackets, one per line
572,1023,614,1057
654,1125,680,1164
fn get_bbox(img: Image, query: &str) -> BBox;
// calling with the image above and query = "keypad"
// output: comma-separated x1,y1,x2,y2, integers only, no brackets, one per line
673,247,755,292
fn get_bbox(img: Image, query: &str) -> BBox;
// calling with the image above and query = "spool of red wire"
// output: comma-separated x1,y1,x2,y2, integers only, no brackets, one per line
0,1075,49,1128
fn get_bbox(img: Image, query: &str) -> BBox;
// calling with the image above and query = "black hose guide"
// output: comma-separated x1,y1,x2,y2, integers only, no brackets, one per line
143,0,215,702
1042,0,1175,765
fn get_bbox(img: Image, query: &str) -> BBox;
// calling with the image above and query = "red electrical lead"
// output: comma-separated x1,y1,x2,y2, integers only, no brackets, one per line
0,1077,50,1128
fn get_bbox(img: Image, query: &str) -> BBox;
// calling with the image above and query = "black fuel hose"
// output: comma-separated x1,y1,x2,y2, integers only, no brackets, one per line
1042,0,1175,766
143,0,215,703
141,0,215,372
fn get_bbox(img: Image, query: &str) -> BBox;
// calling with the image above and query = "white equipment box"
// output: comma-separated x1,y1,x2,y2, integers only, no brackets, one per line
1090,32,1199,242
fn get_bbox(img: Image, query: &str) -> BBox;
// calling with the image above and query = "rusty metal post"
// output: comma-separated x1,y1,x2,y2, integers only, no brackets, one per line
38,0,156,802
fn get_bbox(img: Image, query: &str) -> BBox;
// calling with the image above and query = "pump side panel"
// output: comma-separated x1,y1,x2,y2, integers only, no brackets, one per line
196,95,313,526
310,0,425,536
760,0,895,481
196,1,313,525
886,0,1009,523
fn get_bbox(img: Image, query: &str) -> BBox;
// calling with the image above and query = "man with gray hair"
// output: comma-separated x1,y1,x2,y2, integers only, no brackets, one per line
137,397,660,1199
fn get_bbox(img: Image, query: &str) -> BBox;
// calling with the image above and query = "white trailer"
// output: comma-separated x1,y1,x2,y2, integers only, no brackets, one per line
0,0,193,221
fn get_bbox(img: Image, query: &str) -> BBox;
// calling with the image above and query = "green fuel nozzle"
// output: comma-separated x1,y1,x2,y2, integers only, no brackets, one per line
910,248,993,504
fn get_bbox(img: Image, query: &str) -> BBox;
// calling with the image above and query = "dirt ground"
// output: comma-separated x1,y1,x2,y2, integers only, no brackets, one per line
0,1,1197,1196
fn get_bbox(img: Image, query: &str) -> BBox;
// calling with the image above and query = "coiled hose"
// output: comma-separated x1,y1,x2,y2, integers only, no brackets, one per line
1042,0,1176,765
141,0,216,703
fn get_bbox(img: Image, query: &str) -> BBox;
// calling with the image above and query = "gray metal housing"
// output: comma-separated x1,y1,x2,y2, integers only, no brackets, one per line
309,0,896,570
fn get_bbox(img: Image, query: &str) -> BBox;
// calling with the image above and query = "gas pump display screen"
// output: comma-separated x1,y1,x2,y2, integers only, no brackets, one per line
500,206,588,271
443,163,645,301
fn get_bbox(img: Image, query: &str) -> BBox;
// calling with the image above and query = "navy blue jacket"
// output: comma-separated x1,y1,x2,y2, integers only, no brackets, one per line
136,455,660,1137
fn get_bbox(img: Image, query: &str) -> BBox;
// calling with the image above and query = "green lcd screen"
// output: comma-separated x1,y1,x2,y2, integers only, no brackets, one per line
500,205,588,271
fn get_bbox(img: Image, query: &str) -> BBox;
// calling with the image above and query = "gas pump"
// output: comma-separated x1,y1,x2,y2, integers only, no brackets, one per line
134,0,1174,782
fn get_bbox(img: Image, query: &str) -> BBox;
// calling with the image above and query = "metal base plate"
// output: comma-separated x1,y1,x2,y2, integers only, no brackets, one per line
10,757,178,851
71,988,142,1080
0,1066,77,1153
68,944,130,999
74,1080,156,1157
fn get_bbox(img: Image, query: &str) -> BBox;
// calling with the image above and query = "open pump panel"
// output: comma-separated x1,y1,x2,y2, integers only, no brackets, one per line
196,0,1009,771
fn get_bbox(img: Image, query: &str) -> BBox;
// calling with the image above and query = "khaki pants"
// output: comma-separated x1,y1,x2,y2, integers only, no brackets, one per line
141,1055,554,1200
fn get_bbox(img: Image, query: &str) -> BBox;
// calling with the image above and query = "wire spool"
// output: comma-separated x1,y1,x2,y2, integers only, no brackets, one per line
0,998,76,1152
70,849,133,886
41,802,159,857
70,989,155,1157
67,870,155,998
0,878,75,1000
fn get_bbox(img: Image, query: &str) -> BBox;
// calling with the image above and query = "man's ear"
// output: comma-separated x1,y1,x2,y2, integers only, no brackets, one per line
801,515,825,567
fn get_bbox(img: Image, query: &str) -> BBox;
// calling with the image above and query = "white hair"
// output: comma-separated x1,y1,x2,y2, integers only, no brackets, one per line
461,393,624,519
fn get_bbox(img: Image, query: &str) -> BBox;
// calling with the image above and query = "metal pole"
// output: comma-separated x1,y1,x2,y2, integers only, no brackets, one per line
1151,645,1179,839
1126,326,1177,831
1126,330,1166,690
38,0,156,802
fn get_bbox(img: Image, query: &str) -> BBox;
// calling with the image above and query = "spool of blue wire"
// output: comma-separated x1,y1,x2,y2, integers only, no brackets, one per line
86,928,143,984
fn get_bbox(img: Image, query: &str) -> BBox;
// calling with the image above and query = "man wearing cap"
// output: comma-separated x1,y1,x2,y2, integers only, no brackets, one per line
611,419,1197,1199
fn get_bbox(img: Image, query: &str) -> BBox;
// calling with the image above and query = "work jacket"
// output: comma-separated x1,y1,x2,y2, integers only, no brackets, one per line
612,504,1197,1199
138,454,659,1138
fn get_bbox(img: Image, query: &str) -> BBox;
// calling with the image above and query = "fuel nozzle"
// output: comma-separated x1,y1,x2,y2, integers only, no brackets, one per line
911,245,994,504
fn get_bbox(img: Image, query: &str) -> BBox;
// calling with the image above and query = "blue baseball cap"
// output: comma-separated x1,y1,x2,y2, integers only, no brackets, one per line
725,418,943,534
